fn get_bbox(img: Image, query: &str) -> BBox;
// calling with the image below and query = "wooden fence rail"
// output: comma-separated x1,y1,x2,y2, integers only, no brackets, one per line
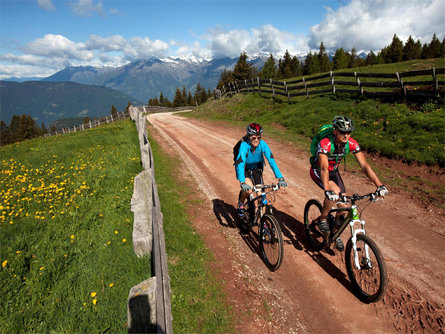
218,67,445,101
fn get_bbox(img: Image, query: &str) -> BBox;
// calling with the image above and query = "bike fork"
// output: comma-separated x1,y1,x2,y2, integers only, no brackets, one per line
350,219,371,270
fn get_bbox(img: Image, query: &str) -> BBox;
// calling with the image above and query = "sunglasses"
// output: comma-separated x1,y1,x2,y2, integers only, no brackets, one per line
339,130,352,135
250,136,261,141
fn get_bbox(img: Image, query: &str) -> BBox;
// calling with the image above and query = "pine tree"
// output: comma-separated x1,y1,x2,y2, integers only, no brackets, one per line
428,34,442,58
0,121,11,146
333,48,349,70
318,42,332,72
110,104,118,117
441,37,445,57
291,56,302,77
173,87,186,107
187,92,193,106
348,48,361,68
366,50,377,66
40,122,48,135
403,36,418,61
194,83,204,105
278,50,293,79
386,34,404,63
303,52,320,75
159,93,165,105
232,51,256,81
261,53,277,79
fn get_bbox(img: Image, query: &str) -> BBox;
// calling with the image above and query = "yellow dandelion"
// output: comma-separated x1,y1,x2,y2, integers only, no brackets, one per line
16,251,21,254
91,292,96,297
63,254,68,258
2,260,7,267
92,299,97,305
109,283,114,288
39,266,45,270
114,230,118,234
70,234,75,239
122,239,126,243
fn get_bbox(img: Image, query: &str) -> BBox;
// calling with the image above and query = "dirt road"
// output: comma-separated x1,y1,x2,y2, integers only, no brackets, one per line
147,111,444,333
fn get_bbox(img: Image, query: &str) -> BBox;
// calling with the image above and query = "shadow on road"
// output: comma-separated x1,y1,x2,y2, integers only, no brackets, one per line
262,206,355,296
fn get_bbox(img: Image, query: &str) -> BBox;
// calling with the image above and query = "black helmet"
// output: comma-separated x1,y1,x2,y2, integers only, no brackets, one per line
333,116,354,132
246,123,263,136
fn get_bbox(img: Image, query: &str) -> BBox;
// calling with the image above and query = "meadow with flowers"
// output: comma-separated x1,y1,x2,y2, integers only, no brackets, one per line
0,120,148,332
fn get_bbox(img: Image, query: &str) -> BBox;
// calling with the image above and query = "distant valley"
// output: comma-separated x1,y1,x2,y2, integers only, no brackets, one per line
0,81,140,126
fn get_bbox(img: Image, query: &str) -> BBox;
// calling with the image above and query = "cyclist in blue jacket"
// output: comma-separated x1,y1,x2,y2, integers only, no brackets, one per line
235,123,287,216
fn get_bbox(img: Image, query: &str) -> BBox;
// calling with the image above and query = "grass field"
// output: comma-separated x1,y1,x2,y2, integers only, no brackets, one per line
0,121,147,332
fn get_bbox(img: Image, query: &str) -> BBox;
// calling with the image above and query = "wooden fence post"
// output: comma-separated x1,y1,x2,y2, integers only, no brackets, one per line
284,81,290,102
355,72,363,95
396,72,405,96
303,77,308,98
432,67,439,97
330,71,335,94
270,78,275,98
257,76,261,94
245,79,249,92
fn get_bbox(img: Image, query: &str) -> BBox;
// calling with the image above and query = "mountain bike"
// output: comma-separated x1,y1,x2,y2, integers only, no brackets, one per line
303,192,388,303
240,184,284,271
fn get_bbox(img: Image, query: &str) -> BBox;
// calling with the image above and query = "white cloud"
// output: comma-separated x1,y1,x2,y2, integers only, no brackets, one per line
85,35,127,52
22,34,94,61
206,25,309,59
309,0,445,52
38,0,55,11
123,37,169,61
71,0,104,17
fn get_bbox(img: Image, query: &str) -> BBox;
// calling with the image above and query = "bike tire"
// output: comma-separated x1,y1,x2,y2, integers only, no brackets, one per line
345,233,388,303
303,199,324,251
259,214,284,271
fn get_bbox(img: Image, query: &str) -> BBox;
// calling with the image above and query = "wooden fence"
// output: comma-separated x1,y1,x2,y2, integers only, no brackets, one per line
43,110,131,137
43,105,195,138
219,67,445,101
128,105,173,333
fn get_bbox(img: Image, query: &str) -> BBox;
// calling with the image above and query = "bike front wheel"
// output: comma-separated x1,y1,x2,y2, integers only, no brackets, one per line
303,199,324,251
259,214,284,271
345,233,388,303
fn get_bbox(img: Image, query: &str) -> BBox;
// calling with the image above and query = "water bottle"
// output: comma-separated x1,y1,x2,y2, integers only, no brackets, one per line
261,192,267,205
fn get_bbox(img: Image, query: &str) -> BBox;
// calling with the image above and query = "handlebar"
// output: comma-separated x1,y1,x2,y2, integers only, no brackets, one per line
252,184,280,192
338,191,381,205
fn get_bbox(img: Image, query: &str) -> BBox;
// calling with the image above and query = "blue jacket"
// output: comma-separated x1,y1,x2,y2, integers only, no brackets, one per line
235,140,283,182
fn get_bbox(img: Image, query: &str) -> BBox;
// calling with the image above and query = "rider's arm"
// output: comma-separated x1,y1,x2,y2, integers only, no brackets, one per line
354,152,383,187
261,141,283,179
235,142,248,183
318,153,331,190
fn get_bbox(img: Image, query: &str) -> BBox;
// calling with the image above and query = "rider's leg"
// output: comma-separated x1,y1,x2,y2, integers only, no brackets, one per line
320,180,341,219
239,177,254,204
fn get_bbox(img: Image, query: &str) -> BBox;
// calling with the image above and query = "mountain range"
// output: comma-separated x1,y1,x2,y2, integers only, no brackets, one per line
41,56,268,102
0,81,140,126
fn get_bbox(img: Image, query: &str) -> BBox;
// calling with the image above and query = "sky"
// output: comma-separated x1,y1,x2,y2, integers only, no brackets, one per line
0,0,444,79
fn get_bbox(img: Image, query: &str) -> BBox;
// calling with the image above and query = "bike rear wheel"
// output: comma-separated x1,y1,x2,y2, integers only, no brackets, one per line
303,199,324,251
259,214,284,271
345,233,388,303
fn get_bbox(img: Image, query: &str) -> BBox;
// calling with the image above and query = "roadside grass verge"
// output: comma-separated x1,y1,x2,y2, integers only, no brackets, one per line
147,125,234,333
0,120,147,332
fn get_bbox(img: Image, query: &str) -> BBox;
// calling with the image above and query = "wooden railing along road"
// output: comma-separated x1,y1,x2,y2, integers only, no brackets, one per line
218,67,445,101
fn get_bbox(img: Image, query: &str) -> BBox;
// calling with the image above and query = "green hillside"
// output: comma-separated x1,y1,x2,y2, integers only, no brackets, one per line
190,59,445,166
0,81,141,126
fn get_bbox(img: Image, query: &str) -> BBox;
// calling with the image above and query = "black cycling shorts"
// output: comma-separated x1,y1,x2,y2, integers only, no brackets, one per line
245,168,263,186
310,167,346,194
